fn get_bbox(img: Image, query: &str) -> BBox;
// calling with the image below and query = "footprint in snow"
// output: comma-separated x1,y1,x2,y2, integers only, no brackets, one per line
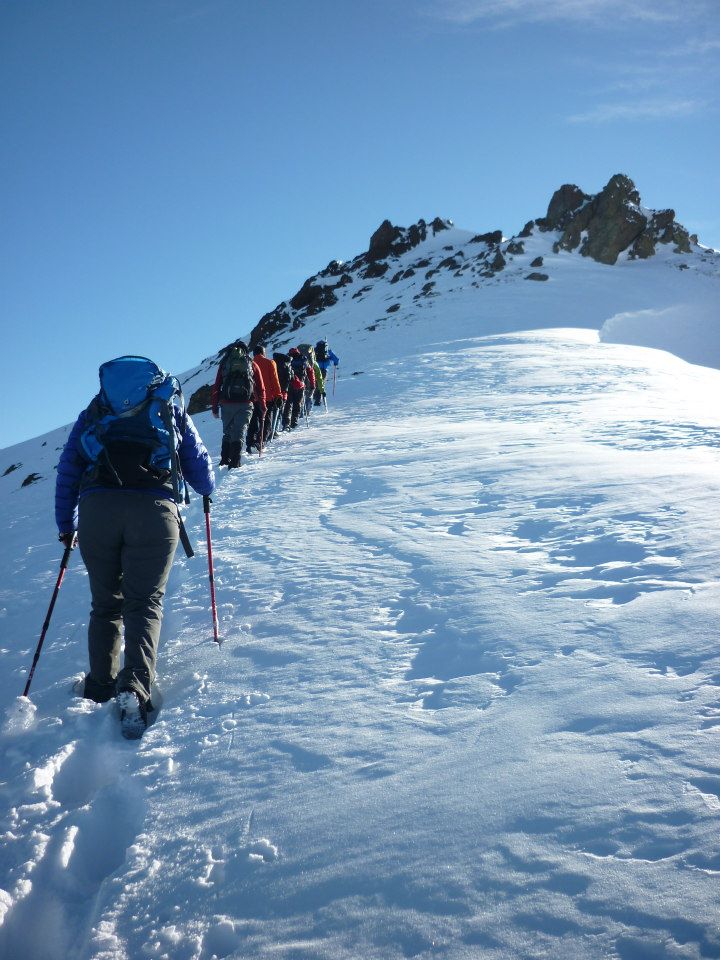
198,845,227,887
271,739,332,772
447,519,469,536
200,917,243,960
0,771,144,960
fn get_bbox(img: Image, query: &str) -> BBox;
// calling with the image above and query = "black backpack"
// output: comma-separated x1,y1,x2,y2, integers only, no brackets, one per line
273,352,292,392
219,344,254,403
315,340,328,362
290,353,307,387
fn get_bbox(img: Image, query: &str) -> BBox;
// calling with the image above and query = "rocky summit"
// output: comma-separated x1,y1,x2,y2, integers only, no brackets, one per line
538,173,694,264
188,174,714,414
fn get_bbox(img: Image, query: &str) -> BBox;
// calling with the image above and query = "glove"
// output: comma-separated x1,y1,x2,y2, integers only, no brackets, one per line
59,532,78,550
212,409,219,419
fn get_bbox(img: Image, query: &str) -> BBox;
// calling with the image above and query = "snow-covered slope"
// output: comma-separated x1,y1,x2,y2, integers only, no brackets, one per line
2,178,720,960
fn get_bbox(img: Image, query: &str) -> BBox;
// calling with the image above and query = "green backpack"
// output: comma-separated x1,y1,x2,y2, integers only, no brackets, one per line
220,345,254,403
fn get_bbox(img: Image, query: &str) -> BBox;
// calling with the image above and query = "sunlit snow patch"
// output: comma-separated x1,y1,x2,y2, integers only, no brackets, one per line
2,696,38,735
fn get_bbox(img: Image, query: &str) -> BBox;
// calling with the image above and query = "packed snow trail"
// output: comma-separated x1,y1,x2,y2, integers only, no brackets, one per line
2,330,720,960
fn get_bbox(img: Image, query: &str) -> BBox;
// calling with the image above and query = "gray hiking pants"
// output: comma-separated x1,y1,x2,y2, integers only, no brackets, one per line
221,402,253,444
78,491,180,702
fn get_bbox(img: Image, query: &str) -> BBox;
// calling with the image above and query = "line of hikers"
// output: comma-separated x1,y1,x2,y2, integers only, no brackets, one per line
51,340,339,737
212,340,340,469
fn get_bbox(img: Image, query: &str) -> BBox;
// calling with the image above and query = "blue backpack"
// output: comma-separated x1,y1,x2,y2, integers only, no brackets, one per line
79,356,187,503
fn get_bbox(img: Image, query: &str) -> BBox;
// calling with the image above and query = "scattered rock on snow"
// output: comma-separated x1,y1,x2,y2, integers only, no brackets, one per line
470,230,503,246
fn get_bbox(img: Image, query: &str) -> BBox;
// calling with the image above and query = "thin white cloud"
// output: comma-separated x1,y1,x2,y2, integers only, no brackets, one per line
568,98,707,123
431,0,694,26
671,37,720,56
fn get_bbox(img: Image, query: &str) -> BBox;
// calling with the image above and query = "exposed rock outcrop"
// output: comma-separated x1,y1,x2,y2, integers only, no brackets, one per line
541,174,695,266
630,209,692,259
188,384,213,415
543,184,590,232
470,230,503,246
367,217,451,261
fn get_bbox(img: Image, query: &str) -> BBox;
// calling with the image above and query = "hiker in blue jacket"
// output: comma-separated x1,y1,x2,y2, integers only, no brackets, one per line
55,356,215,738
315,339,339,379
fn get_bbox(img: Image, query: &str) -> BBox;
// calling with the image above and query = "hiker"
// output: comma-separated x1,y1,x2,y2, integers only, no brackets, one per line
298,344,317,419
312,354,326,408
55,355,215,738
211,340,255,468
315,339,340,380
245,355,268,455
252,346,283,446
273,350,292,433
285,347,311,429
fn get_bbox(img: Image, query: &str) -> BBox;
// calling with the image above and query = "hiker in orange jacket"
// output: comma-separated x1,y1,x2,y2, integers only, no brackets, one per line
245,356,267,455
252,346,283,444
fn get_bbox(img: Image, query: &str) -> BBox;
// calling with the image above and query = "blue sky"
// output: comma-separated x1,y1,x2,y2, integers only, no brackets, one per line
1,0,718,449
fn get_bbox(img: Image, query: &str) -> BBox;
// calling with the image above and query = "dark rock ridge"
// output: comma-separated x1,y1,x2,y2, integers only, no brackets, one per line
368,218,451,261
187,179,703,412
246,216,452,353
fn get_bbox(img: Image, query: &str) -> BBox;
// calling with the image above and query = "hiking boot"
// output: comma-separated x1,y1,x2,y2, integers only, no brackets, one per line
227,441,242,469
82,674,116,703
219,437,231,466
116,690,148,740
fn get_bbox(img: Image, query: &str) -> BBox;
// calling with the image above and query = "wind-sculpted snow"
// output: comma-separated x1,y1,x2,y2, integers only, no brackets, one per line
2,330,720,958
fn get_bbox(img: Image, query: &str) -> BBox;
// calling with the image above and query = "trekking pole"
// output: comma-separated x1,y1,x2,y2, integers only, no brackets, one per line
333,366,337,396
23,544,73,697
203,496,221,645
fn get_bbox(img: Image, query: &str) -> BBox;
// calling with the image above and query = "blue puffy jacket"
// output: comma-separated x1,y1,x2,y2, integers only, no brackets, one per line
55,407,215,535
318,350,339,376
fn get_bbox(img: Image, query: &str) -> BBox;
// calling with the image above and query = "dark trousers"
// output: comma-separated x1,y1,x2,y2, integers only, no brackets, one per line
220,402,252,444
247,403,265,451
266,399,282,440
78,491,180,703
285,387,304,428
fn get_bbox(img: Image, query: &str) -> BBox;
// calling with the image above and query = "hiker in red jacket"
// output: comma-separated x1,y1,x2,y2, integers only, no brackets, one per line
285,348,313,429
